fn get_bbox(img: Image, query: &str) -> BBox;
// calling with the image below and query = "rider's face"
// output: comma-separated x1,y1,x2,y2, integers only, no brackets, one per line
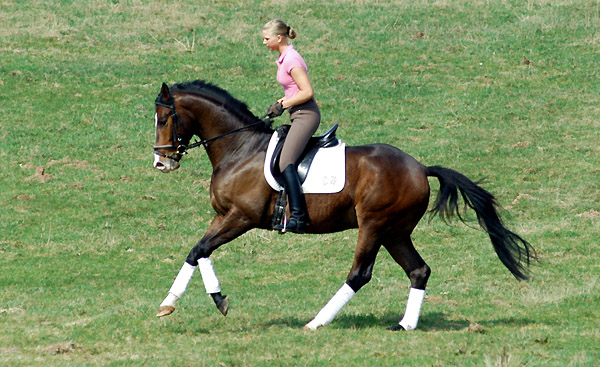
262,31,280,51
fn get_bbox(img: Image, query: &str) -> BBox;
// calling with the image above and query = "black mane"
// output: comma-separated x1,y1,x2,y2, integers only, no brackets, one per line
170,80,264,127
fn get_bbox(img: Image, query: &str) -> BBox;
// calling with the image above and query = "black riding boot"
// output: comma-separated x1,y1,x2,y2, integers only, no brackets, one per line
274,164,308,234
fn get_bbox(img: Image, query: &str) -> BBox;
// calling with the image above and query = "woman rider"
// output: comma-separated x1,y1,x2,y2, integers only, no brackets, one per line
263,19,321,234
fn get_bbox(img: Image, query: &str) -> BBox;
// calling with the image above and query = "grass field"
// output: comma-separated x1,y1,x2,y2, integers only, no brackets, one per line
1,0,599,366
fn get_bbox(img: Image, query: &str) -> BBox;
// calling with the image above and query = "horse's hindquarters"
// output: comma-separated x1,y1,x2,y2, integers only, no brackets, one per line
301,145,430,235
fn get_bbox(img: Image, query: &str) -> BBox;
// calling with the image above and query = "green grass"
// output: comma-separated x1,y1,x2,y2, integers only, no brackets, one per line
1,0,599,366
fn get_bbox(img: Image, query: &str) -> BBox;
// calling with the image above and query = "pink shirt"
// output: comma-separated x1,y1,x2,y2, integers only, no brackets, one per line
276,45,308,100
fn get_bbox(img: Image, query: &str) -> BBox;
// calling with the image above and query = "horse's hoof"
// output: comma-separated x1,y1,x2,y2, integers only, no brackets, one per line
217,296,229,316
303,320,319,331
156,306,175,317
387,324,405,331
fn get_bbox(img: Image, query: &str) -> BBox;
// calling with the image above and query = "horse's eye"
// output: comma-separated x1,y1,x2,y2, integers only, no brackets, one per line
155,112,168,127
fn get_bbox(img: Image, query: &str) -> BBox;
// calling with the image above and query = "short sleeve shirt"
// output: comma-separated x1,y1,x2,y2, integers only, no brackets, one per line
276,45,308,100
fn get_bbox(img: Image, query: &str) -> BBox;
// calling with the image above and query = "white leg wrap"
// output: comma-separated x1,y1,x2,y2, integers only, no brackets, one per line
306,283,356,330
160,292,179,308
160,262,196,307
198,257,221,294
398,288,426,331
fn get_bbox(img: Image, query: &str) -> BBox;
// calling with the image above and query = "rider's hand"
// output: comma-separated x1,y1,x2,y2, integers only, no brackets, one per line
266,101,285,118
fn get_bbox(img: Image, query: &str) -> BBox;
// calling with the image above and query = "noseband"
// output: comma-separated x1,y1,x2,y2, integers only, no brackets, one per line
154,94,273,161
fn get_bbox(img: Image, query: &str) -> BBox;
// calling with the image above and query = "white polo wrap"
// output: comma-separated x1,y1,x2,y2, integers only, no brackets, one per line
306,283,356,330
398,287,425,331
160,262,197,307
198,257,221,294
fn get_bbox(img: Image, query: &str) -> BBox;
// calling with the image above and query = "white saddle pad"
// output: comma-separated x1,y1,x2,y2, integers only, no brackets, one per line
263,130,346,194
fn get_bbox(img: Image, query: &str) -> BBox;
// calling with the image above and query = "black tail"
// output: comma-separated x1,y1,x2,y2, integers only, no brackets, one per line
426,165,536,280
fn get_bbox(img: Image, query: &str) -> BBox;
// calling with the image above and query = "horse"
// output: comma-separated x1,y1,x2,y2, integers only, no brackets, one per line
152,80,535,331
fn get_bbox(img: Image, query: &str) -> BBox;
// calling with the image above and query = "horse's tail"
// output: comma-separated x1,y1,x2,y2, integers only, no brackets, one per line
425,165,536,280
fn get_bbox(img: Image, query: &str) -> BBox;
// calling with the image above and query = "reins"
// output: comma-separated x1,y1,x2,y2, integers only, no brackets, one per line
187,117,272,150
154,95,273,160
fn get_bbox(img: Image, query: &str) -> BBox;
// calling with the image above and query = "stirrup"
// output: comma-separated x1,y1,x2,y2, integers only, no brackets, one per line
273,216,307,234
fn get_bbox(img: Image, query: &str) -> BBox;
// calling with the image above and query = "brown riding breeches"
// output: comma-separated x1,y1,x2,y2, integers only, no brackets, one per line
279,98,321,171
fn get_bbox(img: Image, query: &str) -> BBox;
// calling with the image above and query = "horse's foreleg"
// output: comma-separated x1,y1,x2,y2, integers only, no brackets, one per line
157,257,229,317
384,237,430,331
157,261,196,317
197,257,229,316
304,230,380,330
156,212,250,317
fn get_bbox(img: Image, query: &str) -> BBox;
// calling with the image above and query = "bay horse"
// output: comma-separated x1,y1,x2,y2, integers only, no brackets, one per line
153,80,535,331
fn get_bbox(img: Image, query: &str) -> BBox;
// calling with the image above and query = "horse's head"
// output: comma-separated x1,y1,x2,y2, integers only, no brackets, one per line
153,83,191,173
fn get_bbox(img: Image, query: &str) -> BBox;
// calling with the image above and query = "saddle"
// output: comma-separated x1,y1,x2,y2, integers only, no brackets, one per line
270,124,340,185
268,124,341,230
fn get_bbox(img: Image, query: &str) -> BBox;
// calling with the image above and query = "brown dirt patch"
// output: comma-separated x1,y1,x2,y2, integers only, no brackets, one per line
25,166,53,182
576,210,600,219
40,341,82,355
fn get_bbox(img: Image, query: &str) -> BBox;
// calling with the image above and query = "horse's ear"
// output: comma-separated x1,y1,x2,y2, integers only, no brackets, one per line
160,82,171,101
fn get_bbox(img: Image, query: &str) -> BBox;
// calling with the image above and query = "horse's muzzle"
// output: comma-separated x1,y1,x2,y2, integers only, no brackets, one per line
153,154,180,173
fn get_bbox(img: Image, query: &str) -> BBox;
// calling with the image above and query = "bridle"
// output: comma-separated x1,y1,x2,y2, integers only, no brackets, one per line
153,95,187,161
153,94,273,161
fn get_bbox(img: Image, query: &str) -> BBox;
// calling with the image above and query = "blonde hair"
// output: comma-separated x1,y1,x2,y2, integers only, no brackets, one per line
263,19,296,39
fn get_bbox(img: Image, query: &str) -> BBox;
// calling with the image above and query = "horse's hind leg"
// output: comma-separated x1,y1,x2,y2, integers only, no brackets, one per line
304,228,381,330
384,235,431,331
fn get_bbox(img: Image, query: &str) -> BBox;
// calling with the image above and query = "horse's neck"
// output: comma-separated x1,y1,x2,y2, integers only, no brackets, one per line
206,130,270,171
188,101,269,170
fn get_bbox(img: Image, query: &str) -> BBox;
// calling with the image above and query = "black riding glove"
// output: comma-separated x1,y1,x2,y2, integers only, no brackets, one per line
267,101,285,118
